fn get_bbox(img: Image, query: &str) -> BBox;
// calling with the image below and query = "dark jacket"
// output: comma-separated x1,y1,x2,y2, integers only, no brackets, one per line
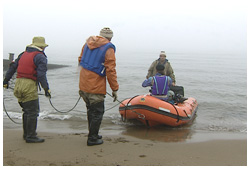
4,46,49,89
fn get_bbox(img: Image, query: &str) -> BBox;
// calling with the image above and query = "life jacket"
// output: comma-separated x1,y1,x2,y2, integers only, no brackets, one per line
17,51,41,80
80,42,116,76
151,76,170,95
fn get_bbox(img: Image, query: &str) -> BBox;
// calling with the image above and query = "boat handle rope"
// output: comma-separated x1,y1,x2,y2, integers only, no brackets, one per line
169,102,180,123
107,93,145,122
123,95,146,120
183,109,191,119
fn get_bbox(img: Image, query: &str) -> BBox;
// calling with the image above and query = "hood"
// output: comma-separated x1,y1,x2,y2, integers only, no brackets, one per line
86,36,110,50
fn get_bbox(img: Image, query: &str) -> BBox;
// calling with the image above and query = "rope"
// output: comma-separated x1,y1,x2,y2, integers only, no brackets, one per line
106,92,145,121
49,94,125,113
104,101,122,112
49,96,81,113
3,87,135,124
3,98,22,125
123,95,142,121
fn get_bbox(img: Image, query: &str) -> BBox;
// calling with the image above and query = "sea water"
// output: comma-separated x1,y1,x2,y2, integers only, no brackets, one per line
3,52,247,142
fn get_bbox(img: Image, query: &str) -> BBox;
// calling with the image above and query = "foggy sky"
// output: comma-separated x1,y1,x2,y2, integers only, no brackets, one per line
2,0,247,60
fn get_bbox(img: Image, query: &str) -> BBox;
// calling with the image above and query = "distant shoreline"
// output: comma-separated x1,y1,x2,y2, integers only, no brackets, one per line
3,59,69,71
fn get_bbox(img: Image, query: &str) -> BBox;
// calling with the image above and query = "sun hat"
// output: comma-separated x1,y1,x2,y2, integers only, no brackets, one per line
30,36,48,48
100,27,113,39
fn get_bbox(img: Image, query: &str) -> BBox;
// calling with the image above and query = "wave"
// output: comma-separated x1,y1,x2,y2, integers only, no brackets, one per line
3,110,247,133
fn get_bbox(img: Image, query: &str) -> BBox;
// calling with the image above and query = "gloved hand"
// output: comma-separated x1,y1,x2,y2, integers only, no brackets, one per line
112,91,118,102
3,79,9,89
44,88,51,98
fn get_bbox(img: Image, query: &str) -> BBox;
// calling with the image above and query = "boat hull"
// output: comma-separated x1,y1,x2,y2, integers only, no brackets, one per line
119,95,198,127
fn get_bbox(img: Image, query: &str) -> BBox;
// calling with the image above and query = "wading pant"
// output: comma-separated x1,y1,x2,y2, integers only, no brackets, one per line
14,78,43,142
79,90,105,140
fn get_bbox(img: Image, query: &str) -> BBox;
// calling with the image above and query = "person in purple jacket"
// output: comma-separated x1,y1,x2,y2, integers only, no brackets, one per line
3,36,51,143
142,64,174,103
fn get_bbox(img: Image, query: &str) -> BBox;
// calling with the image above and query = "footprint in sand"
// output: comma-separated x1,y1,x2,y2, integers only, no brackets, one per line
114,137,130,143
104,137,130,143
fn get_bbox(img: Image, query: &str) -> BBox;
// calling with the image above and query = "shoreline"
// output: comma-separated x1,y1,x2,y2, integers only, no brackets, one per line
3,118,247,166
3,129,247,166
3,118,247,143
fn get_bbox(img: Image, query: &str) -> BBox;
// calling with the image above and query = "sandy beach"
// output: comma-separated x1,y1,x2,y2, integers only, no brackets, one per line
3,128,247,166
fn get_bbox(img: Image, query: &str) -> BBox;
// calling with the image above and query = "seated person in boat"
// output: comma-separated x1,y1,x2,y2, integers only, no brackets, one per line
146,51,176,86
142,64,174,103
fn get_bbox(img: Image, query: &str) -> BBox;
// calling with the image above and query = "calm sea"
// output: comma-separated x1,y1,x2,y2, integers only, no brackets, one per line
3,52,247,141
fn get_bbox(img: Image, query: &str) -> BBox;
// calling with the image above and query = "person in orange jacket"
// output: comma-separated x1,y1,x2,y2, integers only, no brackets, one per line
78,27,119,146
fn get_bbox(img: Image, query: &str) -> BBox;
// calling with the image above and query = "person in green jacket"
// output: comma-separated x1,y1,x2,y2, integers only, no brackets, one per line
146,51,176,86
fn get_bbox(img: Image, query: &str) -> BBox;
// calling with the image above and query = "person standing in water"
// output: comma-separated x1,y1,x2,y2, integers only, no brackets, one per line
78,27,119,146
3,36,51,143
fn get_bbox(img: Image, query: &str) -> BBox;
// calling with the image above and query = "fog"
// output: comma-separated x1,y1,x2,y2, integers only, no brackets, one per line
2,0,247,61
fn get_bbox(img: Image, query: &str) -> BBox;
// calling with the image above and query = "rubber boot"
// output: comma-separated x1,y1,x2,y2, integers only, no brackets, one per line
26,117,44,143
87,101,104,146
19,102,27,140
21,100,44,143
87,105,102,140
22,113,37,140
22,114,27,140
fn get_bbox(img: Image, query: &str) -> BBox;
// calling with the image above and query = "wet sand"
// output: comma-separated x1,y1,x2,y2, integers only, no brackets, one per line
3,129,247,166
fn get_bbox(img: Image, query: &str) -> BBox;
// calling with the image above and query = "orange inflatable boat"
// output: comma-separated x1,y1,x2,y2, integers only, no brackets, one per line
119,94,198,127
